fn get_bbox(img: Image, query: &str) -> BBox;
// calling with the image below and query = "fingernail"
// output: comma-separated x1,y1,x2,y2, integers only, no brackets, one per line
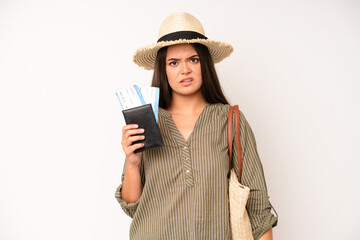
140,129,144,132
134,124,138,128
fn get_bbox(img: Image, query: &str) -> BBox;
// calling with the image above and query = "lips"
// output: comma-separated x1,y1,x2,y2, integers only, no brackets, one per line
180,78,193,83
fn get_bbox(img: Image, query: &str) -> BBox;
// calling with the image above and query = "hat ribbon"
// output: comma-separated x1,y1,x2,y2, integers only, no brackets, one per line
157,31,208,43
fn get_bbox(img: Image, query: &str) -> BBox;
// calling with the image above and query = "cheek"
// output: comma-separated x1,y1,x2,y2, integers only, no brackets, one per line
194,64,202,80
165,65,174,78
165,67,176,87
165,67,171,79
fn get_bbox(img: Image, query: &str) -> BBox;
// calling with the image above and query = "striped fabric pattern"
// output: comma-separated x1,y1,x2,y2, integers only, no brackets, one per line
115,103,278,240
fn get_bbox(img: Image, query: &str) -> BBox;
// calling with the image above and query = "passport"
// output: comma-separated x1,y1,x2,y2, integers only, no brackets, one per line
122,104,163,153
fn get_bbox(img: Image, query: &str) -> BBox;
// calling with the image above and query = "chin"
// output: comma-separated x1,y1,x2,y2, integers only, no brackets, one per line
176,89,202,97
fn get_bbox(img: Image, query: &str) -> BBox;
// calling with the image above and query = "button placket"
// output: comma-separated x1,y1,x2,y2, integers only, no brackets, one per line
181,145,194,187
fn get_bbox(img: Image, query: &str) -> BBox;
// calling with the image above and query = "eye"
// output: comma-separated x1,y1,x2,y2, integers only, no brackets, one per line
169,61,178,66
190,57,199,63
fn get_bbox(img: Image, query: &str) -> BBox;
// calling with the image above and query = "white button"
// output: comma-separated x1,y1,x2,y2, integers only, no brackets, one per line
185,157,189,160
183,146,187,150
186,170,190,173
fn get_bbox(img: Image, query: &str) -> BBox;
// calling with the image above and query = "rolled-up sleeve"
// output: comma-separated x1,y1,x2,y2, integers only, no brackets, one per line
115,156,145,218
232,110,278,240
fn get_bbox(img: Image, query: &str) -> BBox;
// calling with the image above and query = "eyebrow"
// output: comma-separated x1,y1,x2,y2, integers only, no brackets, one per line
167,55,199,61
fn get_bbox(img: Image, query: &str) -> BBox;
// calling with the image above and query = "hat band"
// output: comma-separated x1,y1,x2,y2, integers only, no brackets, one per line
157,31,208,43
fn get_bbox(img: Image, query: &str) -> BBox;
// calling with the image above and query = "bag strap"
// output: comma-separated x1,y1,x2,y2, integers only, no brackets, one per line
228,106,279,218
227,105,242,183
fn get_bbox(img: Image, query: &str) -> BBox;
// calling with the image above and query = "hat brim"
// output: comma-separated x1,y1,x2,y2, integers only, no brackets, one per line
133,39,234,70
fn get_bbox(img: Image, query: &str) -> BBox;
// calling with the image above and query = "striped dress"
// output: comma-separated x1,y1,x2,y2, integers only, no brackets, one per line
115,103,278,240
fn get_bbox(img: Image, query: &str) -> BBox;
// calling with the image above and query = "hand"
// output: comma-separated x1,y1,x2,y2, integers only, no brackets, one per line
121,124,145,166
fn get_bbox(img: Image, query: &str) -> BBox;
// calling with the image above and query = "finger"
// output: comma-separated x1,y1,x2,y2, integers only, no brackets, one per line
128,143,145,153
122,135,145,151
122,124,138,136
122,126,142,142
126,135,145,146
123,142,144,155
122,133,143,149
125,135,145,147
125,128,145,138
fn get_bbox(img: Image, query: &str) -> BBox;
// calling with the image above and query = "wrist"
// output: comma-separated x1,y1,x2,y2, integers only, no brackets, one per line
126,161,140,169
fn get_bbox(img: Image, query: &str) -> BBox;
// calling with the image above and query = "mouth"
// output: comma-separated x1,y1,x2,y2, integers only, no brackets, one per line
180,78,193,83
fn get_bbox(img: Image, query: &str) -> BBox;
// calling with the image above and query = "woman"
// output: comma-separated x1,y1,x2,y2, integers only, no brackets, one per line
115,12,278,240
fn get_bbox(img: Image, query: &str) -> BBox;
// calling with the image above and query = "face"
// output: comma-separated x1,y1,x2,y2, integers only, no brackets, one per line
165,44,202,98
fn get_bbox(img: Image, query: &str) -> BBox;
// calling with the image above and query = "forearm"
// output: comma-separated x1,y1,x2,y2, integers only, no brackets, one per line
121,162,143,203
259,228,273,240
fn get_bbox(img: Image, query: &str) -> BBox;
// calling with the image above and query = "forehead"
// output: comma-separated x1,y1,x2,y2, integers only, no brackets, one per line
166,44,197,58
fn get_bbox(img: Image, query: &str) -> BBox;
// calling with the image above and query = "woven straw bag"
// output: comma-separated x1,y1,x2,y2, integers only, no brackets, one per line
228,105,254,240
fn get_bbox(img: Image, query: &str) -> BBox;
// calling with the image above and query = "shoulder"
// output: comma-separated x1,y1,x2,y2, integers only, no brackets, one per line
207,103,247,121
206,103,230,116
158,107,170,122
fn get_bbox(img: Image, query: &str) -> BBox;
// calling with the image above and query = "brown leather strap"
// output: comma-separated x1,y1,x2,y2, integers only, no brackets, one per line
227,105,234,175
227,105,242,183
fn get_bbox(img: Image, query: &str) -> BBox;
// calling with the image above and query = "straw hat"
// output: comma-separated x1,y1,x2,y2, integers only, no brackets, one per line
133,12,234,70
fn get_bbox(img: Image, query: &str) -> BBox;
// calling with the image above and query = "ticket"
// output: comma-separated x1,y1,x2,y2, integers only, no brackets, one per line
116,85,160,122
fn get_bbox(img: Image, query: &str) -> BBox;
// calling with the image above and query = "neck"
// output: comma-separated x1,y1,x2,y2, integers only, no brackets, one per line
167,93,207,115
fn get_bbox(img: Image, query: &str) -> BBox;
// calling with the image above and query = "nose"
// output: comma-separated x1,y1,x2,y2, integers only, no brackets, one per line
181,62,191,75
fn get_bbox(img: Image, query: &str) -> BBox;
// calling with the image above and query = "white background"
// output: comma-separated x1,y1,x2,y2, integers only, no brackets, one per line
1,0,359,239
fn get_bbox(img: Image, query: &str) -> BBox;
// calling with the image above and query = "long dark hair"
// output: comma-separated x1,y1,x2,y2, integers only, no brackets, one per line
151,43,229,109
